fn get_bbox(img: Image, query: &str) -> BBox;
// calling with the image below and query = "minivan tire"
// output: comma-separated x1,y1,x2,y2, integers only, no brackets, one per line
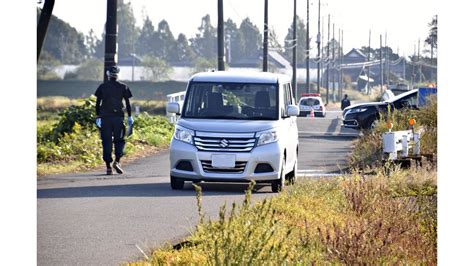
287,159,298,185
271,159,285,192
170,176,185,190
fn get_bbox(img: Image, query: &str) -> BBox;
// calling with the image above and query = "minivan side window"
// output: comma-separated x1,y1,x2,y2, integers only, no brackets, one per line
282,83,292,118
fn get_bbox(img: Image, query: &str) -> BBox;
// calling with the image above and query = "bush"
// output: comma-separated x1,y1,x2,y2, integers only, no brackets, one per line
53,96,96,139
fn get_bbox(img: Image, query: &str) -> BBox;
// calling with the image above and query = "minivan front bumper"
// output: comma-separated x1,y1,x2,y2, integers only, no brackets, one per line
169,138,283,182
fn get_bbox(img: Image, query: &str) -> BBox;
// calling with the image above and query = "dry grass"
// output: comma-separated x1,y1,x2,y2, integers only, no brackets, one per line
129,168,437,265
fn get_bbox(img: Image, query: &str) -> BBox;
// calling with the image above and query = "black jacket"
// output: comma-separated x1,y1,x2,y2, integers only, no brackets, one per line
95,80,133,117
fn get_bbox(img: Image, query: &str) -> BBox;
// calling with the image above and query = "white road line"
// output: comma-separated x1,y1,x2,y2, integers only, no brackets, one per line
298,173,349,178
298,169,324,172
299,131,360,136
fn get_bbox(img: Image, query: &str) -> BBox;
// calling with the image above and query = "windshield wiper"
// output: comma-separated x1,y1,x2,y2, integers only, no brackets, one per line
245,116,276,120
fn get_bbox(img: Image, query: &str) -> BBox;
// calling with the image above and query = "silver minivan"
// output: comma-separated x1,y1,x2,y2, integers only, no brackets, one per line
167,72,299,192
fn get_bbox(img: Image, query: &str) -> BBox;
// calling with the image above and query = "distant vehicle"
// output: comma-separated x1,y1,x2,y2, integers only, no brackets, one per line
387,83,410,95
342,88,437,129
298,93,326,117
167,71,299,192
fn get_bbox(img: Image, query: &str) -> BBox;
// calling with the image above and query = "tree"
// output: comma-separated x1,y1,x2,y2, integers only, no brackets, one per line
268,27,283,53
136,16,155,56
425,15,438,60
64,58,103,81
37,51,61,80
141,55,172,81
239,17,262,58
85,29,99,59
425,15,438,49
176,34,197,63
225,18,244,61
283,16,307,63
192,57,216,74
190,15,217,60
37,8,87,64
153,20,179,61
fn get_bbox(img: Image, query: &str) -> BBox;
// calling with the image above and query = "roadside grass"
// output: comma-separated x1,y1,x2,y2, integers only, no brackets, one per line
37,97,174,176
129,168,436,265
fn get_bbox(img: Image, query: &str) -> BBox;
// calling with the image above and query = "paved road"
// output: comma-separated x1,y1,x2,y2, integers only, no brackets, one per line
37,112,359,265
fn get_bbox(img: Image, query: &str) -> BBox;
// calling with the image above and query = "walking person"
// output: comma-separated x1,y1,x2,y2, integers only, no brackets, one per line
340,94,351,111
95,66,134,175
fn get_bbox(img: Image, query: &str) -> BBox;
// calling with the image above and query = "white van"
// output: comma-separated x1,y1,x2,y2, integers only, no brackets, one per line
167,72,299,192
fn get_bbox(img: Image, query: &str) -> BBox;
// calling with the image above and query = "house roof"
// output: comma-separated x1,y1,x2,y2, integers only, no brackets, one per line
344,48,368,59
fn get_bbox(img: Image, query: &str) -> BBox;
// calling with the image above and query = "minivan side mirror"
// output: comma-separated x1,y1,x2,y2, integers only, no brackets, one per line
287,105,300,117
167,102,181,115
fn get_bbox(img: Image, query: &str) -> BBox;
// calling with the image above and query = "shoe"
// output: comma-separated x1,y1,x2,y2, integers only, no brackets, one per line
106,167,113,175
113,161,124,174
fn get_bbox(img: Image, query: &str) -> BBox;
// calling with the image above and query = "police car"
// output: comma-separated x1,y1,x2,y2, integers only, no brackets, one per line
298,93,326,117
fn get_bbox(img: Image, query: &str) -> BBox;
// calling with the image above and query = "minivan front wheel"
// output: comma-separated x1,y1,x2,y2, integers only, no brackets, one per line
271,159,285,192
287,159,298,185
170,175,185,190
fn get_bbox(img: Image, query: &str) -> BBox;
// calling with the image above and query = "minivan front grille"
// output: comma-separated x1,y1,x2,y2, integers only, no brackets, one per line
201,160,247,173
194,136,256,152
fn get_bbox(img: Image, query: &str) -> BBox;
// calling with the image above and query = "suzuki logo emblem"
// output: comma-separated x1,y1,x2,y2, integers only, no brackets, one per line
219,139,229,148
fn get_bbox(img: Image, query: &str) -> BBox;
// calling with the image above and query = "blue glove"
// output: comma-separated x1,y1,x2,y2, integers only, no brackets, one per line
96,118,102,128
128,116,134,127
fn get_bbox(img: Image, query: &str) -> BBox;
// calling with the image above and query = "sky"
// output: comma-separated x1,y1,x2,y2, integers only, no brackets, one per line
39,0,438,57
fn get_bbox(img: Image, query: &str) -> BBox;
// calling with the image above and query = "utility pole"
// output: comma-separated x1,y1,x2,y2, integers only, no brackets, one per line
292,0,297,97
367,29,371,95
37,0,55,61
380,34,383,90
332,23,335,102
338,28,341,100
217,0,225,71
418,38,422,83
326,14,330,104
385,32,390,86
263,0,269,72
316,0,321,93
341,29,344,97
306,0,310,93
103,0,118,81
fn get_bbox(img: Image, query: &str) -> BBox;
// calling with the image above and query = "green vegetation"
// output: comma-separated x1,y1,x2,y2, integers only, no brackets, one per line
37,97,174,176
130,168,436,265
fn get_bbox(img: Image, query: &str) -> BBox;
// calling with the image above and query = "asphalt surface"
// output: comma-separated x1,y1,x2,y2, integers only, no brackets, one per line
37,111,360,265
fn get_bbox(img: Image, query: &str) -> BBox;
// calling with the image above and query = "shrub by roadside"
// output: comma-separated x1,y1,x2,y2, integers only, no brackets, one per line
37,97,174,176
129,168,436,265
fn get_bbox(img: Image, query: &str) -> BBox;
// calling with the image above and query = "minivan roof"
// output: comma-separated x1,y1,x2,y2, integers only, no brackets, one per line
190,71,290,84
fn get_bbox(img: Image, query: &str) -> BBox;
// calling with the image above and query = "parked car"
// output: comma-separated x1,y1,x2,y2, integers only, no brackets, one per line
167,71,299,192
342,88,436,130
298,93,326,117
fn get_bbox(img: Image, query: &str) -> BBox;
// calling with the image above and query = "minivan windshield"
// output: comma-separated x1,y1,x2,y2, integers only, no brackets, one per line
182,82,278,120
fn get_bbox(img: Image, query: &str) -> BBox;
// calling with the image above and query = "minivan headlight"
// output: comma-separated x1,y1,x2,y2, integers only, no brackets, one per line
347,107,367,114
173,125,194,144
256,130,278,146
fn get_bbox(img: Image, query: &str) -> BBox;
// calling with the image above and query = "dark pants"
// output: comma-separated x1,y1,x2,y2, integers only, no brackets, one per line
100,116,125,163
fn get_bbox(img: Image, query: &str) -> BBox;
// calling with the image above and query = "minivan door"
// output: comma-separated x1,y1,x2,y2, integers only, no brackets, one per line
281,83,297,173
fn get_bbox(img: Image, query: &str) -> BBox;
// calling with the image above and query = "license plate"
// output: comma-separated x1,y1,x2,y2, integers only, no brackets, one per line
211,154,236,168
